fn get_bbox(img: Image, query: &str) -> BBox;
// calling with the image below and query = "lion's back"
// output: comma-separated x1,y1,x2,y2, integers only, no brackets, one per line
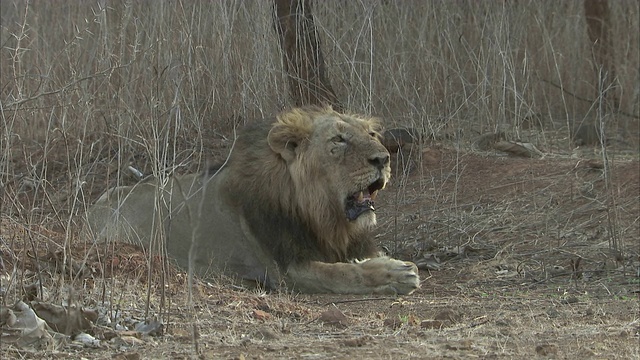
85,171,280,286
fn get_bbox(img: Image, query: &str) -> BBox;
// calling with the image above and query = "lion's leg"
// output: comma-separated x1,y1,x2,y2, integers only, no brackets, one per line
285,257,420,295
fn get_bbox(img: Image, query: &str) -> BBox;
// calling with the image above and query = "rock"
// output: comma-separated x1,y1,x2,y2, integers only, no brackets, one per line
382,128,420,153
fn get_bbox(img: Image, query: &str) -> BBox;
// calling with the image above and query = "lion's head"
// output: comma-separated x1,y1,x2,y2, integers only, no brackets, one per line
224,106,390,264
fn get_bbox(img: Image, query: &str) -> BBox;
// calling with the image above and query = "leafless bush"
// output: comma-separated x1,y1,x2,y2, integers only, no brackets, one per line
0,0,637,316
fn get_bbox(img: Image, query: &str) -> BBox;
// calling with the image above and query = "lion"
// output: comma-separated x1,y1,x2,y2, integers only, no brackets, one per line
86,106,420,294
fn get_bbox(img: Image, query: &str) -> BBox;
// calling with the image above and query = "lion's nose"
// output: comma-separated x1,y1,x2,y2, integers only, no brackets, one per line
368,154,390,170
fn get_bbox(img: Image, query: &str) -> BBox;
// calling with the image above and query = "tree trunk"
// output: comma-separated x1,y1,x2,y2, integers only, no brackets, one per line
584,0,618,108
273,0,342,110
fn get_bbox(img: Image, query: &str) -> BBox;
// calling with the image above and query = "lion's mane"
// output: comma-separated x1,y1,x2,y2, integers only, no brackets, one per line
218,106,379,269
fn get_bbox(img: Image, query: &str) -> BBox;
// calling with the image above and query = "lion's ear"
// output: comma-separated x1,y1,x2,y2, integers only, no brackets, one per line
368,117,384,134
267,123,309,162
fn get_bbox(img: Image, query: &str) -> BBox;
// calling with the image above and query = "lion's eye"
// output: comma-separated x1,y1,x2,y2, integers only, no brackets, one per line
331,135,347,144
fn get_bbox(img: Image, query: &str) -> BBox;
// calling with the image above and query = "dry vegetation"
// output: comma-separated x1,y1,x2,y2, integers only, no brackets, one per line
1,1,639,359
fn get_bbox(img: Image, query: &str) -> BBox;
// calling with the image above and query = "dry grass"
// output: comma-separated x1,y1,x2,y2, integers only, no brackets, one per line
1,1,638,358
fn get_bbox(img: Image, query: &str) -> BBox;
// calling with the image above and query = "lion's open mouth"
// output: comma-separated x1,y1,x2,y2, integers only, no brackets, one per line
345,178,385,221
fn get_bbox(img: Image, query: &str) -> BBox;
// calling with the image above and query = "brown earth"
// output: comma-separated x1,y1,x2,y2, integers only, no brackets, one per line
1,141,639,359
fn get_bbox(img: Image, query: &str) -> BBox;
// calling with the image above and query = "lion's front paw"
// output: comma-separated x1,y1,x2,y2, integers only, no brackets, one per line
359,257,420,295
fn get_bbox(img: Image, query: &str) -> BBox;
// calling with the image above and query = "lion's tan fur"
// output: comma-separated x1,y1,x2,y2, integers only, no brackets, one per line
86,106,419,294
270,107,383,257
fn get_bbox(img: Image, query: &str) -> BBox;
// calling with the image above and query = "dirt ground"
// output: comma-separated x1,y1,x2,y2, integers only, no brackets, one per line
1,140,639,359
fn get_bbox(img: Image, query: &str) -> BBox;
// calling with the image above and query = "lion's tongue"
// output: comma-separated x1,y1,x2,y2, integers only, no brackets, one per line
346,191,376,221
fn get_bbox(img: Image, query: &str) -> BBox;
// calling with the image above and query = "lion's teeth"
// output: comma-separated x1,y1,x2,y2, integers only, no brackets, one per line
371,190,378,201
357,191,364,202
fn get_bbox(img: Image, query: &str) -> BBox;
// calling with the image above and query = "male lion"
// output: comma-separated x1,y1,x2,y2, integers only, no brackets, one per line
86,106,420,294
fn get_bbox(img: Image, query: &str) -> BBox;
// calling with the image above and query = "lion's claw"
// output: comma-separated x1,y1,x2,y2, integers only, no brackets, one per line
359,257,420,295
